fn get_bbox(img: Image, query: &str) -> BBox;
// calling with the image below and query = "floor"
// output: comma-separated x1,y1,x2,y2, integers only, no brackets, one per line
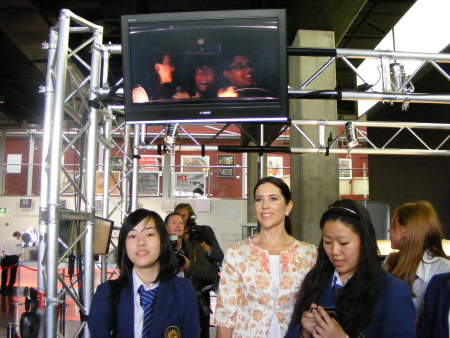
0,266,218,337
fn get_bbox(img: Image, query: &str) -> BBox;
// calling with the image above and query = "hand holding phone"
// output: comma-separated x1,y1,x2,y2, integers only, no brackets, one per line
321,306,339,319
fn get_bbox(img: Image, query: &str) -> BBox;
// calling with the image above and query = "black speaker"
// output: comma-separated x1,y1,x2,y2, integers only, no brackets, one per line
240,123,286,146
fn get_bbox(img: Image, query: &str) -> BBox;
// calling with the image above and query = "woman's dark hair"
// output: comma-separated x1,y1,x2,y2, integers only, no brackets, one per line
253,176,292,235
116,208,177,285
289,199,383,336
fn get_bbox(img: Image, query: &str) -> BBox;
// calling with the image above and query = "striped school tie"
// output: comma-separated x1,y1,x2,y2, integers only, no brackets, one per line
138,285,159,338
332,275,343,298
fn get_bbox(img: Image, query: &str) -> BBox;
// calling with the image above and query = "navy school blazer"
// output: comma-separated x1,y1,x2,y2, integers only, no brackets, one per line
417,272,450,338
284,273,417,338
87,276,200,338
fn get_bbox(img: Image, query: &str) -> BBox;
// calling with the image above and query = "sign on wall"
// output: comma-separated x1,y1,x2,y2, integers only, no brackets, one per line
174,172,205,197
6,154,22,174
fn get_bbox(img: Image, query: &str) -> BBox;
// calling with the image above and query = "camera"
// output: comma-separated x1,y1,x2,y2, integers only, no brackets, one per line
187,215,204,242
169,235,187,268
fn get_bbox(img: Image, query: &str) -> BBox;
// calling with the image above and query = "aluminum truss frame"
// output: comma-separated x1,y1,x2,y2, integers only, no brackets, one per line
287,47,450,105
39,9,104,338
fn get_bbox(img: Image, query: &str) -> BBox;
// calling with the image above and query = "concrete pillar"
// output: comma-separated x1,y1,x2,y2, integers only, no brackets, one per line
289,30,339,245
246,153,259,222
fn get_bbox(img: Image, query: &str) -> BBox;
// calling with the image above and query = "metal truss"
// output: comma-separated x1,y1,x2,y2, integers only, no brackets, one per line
290,120,450,156
39,9,104,338
287,47,450,107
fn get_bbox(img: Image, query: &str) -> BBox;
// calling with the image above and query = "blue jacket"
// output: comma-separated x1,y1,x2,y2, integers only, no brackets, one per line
418,272,450,338
87,276,200,338
285,273,416,338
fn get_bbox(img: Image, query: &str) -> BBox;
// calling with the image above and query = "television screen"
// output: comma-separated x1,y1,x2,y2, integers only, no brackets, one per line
121,9,287,124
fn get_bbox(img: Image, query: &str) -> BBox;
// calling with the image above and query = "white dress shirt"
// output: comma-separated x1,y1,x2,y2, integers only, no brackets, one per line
132,269,159,338
1,237,22,256
413,251,450,316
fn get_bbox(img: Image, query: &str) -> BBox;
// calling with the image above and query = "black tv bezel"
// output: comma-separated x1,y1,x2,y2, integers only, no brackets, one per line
121,9,288,124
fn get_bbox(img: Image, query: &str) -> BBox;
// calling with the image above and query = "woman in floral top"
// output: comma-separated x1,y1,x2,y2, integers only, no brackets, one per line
215,176,317,338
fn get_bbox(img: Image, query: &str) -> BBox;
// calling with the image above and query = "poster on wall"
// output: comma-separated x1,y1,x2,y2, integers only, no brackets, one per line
267,156,283,177
138,172,160,196
217,155,235,178
174,172,205,197
139,155,163,172
95,171,121,195
6,154,22,174
339,158,352,179
181,155,209,173
60,170,76,194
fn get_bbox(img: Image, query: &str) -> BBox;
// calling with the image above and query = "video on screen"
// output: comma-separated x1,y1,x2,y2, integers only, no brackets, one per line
127,18,281,105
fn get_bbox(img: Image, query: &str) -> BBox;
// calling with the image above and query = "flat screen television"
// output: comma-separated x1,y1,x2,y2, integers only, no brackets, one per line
121,9,287,124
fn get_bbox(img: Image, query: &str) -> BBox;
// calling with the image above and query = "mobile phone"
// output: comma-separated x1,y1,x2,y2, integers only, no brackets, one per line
322,306,339,319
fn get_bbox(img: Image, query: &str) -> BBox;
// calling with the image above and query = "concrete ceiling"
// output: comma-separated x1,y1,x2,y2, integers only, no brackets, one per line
0,0,418,127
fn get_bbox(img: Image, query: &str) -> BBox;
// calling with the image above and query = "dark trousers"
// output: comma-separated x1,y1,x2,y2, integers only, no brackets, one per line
198,301,210,338
1,255,19,289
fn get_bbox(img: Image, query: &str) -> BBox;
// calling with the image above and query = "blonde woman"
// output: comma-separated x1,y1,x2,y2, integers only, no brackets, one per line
215,177,317,338
385,200,450,316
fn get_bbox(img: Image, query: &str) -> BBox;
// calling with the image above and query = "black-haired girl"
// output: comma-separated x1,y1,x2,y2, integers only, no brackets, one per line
88,209,200,338
285,199,416,338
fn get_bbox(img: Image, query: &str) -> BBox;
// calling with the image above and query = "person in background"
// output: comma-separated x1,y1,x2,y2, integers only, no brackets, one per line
174,203,223,338
87,209,199,338
384,200,450,317
132,53,189,102
1,231,22,295
218,55,255,97
285,199,416,338
164,212,190,276
215,176,317,338
192,64,218,99
218,54,274,98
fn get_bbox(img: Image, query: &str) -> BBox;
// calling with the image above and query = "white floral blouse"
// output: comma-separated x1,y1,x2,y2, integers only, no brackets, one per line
214,238,317,338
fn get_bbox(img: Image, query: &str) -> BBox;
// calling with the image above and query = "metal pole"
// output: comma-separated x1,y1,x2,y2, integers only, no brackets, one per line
121,124,130,221
131,125,139,211
38,26,57,300
101,113,112,282
290,119,450,130
162,153,171,198
27,129,36,196
45,10,70,338
288,89,450,104
0,131,6,195
259,124,264,179
83,26,103,338
290,147,450,156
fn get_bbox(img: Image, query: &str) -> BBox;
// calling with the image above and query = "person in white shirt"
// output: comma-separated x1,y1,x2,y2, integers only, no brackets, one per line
385,200,450,317
1,231,22,294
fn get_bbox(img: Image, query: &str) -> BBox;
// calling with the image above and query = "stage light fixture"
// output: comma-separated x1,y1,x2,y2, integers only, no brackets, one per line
344,122,358,148
164,123,179,146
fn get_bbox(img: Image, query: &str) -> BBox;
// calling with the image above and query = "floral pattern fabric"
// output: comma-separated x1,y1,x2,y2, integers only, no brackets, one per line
214,238,317,338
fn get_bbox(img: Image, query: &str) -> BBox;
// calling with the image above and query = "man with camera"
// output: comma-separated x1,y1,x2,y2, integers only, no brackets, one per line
174,203,223,338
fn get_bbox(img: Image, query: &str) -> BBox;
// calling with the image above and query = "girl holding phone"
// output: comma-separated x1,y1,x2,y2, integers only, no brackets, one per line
285,199,416,338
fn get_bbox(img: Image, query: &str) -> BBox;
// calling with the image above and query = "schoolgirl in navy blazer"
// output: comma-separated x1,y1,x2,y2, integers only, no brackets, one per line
285,199,416,338
87,209,200,338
